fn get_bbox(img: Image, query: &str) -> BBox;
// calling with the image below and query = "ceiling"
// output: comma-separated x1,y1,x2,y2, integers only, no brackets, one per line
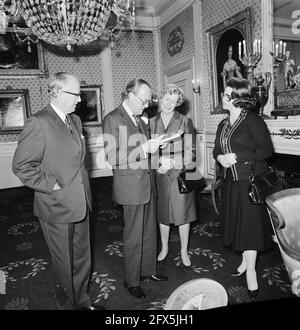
134,0,172,12
273,0,299,19
134,0,299,19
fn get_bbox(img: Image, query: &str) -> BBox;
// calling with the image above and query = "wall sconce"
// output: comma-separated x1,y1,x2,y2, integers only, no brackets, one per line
192,79,201,94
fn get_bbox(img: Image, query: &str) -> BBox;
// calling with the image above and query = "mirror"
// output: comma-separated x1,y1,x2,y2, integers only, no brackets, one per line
272,0,300,117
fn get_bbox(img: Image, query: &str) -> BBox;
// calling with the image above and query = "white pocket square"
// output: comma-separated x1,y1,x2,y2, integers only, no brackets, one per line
81,134,85,139
141,116,148,125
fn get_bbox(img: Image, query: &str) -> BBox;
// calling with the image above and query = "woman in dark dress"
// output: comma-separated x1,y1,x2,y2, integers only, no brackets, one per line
150,84,197,267
213,77,273,301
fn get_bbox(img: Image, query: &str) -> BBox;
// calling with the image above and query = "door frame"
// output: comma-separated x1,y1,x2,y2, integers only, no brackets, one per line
163,58,197,125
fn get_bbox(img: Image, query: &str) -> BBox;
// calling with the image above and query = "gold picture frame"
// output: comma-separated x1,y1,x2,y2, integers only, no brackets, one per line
206,7,253,114
74,85,103,126
0,89,31,134
0,28,48,77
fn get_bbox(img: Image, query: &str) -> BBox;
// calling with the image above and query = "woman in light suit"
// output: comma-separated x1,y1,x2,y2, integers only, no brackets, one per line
150,84,197,268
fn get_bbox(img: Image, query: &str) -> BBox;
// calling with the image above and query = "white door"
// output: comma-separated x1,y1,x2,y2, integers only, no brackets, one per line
163,62,195,124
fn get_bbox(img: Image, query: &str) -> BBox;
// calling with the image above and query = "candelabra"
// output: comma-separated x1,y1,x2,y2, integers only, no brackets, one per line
270,51,285,68
238,39,271,117
239,52,262,85
269,51,284,108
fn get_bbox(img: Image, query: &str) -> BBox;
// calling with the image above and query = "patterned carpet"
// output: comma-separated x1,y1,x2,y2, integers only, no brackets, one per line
0,177,298,310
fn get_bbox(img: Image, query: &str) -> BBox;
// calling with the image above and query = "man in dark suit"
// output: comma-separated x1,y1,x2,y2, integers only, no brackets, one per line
103,79,168,300
12,72,104,310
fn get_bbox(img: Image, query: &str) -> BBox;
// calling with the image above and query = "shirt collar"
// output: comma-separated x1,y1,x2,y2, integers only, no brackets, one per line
122,101,138,125
122,101,135,117
50,103,67,122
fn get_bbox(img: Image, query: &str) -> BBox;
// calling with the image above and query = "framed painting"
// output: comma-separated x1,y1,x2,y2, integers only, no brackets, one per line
74,85,103,126
206,7,253,114
0,28,48,77
0,89,31,134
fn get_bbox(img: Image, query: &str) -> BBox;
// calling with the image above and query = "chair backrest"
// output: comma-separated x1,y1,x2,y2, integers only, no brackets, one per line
266,188,300,252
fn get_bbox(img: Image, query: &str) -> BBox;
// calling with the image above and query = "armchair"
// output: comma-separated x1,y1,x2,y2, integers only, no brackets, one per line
266,188,300,296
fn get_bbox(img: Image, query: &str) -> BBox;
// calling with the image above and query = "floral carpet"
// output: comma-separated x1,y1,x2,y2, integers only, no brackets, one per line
0,177,298,310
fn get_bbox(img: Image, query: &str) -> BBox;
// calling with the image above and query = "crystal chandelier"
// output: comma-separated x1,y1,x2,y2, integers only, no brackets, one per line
0,0,136,51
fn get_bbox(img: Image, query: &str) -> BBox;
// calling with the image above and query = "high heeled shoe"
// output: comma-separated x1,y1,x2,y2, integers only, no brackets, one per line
230,269,246,277
157,249,168,262
248,289,259,301
181,253,191,267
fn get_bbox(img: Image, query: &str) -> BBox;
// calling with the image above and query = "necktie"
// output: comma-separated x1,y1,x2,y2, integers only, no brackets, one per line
65,115,73,134
133,114,143,133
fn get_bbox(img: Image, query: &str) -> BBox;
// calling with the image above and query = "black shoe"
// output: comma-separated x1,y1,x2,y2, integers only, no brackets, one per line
248,289,259,301
230,269,246,277
140,274,168,282
78,304,106,310
124,283,146,300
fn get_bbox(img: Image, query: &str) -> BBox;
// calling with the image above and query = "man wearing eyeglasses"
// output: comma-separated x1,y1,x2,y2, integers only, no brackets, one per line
12,72,104,310
103,78,168,300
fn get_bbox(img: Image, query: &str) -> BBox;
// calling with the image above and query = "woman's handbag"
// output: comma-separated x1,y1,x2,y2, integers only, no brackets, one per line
248,162,283,205
178,167,207,194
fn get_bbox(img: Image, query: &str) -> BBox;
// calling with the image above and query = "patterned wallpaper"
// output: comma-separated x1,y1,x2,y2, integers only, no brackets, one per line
201,0,262,133
111,31,157,108
0,31,156,142
0,41,104,142
160,6,195,70
0,2,264,142
158,1,261,134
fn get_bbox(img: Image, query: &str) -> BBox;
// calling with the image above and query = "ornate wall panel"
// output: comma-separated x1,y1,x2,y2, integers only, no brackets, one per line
160,6,194,70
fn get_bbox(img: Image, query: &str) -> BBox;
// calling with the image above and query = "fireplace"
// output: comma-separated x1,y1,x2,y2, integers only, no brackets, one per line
269,154,300,188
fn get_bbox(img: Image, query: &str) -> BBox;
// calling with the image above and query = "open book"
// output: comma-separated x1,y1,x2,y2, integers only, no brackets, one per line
159,129,184,145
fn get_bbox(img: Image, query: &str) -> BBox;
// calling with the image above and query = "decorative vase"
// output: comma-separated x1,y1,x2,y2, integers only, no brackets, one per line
252,73,272,118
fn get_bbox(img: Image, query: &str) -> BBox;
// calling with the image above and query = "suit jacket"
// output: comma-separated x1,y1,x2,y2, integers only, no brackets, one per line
102,105,156,205
213,110,273,181
12,105,92,224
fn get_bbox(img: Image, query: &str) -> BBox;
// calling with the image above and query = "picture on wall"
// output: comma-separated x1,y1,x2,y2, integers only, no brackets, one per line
216,30,245,106
74,85,103,126
0,89,31,134
206,7,252,114
0,28,47,77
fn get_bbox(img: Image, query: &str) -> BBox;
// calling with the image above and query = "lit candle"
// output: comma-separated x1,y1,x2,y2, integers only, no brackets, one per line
238,41,242,57
283,42,286,56
279,40,283,54
253,40,256,54
275,43,279,56
243,40,246,56
258,39,261,54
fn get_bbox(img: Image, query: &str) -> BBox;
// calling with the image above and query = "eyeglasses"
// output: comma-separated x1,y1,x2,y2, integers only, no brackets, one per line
221,93,232,101
62,90,81,97
133,94,151,106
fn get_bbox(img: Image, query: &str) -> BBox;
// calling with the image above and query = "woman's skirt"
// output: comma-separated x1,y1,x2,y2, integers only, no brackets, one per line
156,169,197,226
220,172,273,252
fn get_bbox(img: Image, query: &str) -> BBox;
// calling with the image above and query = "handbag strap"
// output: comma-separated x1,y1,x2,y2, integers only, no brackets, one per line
249,155,256,183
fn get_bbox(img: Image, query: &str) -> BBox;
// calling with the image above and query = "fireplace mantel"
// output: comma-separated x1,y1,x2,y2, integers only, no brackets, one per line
265,118,300,156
